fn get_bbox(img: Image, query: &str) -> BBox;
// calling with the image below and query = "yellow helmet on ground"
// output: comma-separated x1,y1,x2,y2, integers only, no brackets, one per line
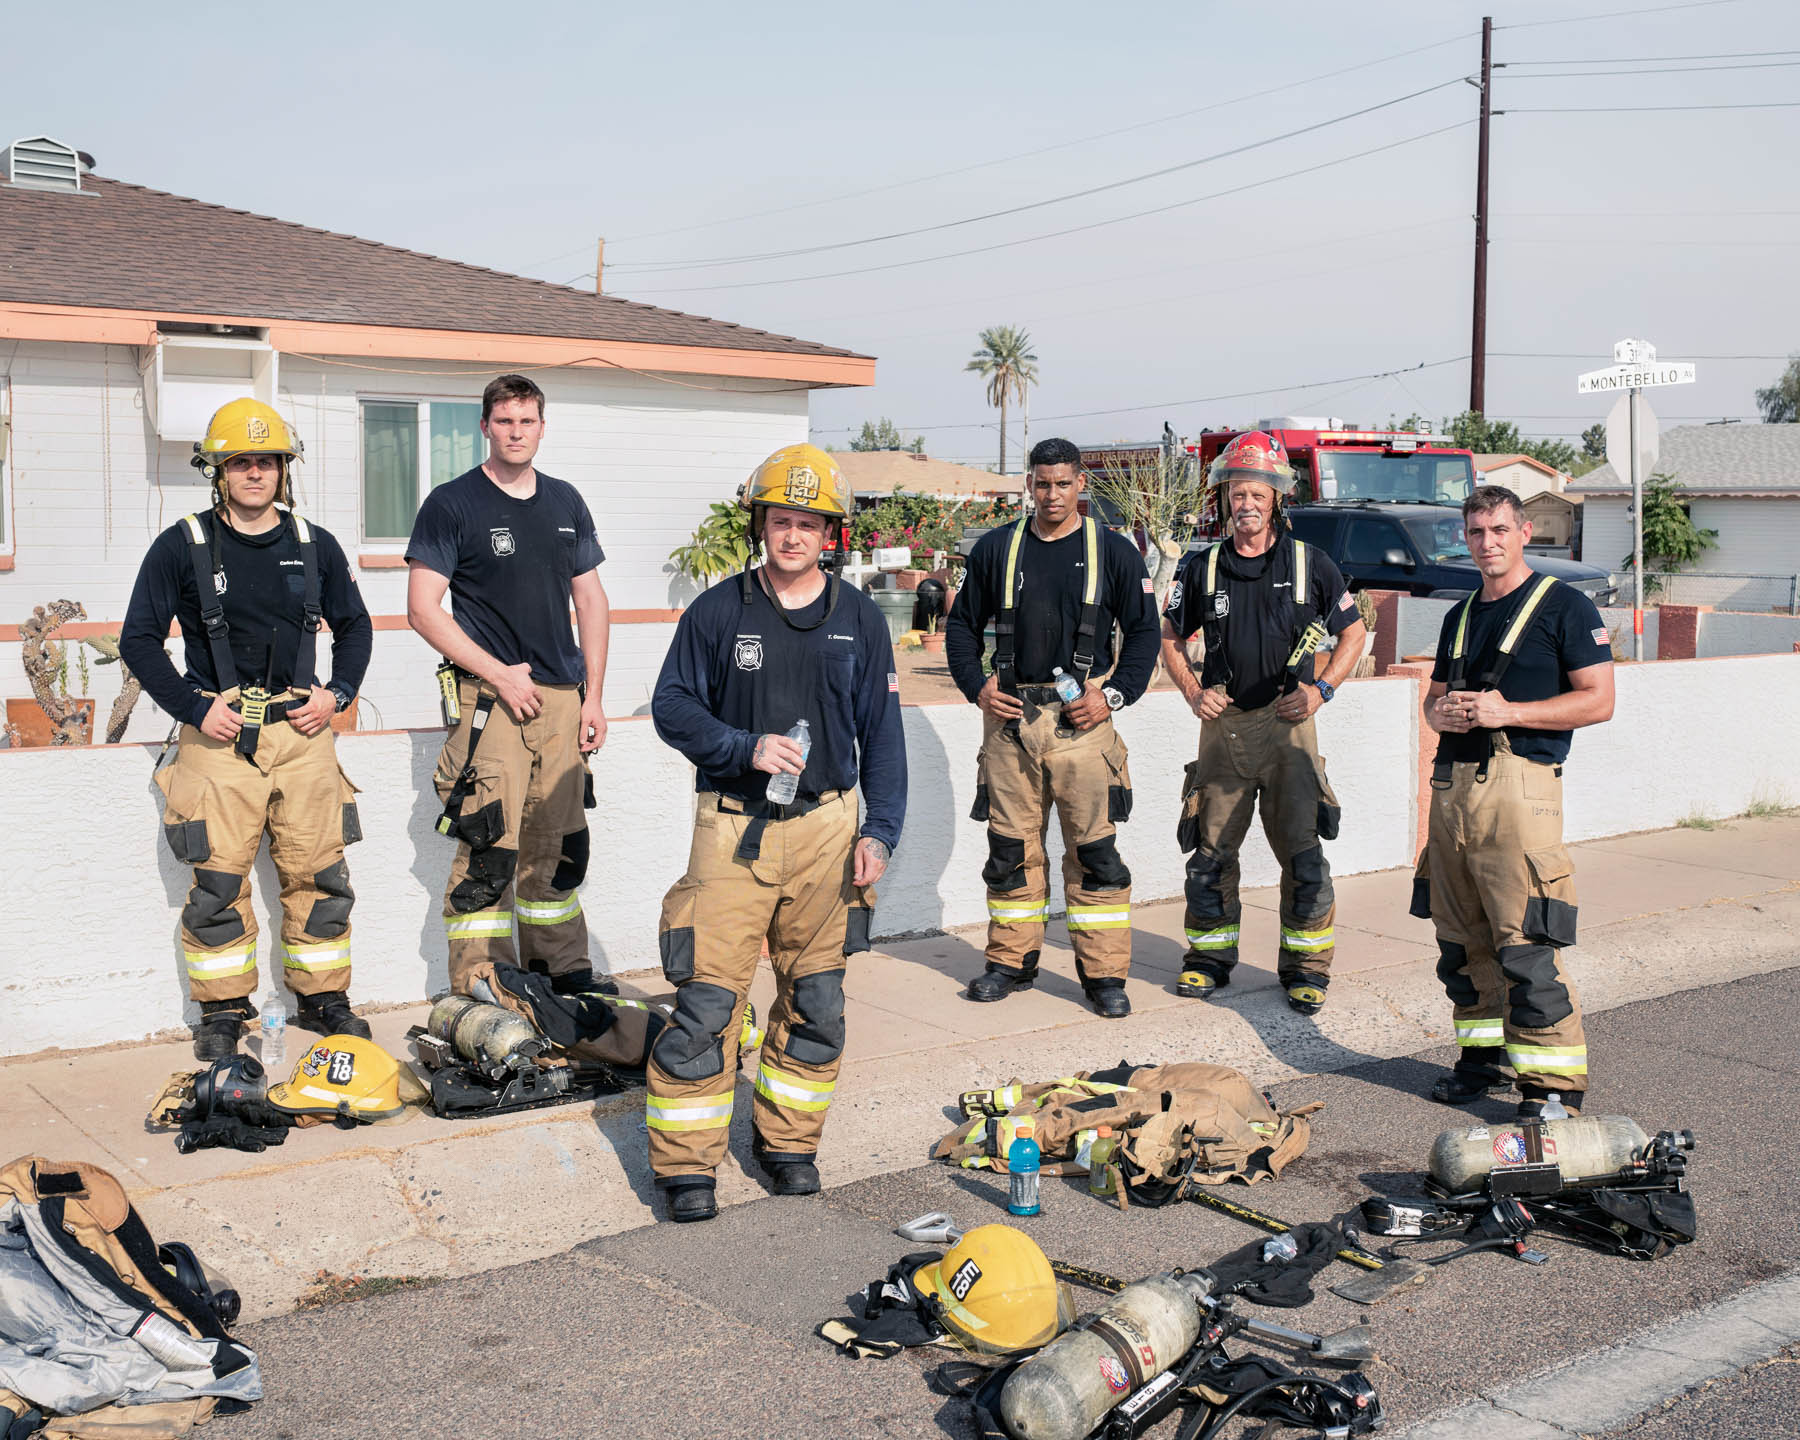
742,443,849,527
913,1224,1074,1355
267,1035,406,1124
191,398,303,480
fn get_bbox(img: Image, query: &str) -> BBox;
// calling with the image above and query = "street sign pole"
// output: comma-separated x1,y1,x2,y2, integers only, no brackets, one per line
1629,387,1643,661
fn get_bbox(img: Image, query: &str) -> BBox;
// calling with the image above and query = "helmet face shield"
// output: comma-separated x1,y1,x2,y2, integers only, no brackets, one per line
1208,430,1295,497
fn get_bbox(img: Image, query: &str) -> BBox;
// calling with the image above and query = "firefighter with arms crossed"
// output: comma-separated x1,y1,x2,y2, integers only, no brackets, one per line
122,399,373,1060
944,437,1160,1018
1160,432,1365,1015
1419,485,1614,1118
407,374,612,997
646,444,906,1223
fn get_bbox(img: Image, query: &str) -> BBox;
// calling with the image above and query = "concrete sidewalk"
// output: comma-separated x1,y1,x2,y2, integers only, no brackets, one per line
4,814,1796,1321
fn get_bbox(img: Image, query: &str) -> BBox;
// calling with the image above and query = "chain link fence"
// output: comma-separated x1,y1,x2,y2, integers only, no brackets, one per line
1609,572,1800,613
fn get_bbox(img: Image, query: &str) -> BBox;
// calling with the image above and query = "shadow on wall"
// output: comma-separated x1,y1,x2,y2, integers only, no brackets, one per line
408,731,452,998
873,713,954,938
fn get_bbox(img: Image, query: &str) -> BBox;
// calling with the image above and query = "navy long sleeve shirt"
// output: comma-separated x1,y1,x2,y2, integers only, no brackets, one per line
652,571,907,851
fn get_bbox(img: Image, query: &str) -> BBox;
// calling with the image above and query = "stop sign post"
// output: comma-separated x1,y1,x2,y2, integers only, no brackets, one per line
1577,340,1697,661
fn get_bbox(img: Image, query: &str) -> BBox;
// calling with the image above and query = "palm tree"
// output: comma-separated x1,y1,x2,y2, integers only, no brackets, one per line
966,326,1039,474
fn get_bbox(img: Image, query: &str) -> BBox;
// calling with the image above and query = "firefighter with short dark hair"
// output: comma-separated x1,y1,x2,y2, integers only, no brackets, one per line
406,373,612,997
121,398,373,1060
646,443,906,1223
1419,484,1614,1119
944,436,1160,1018
1160,431,1366,1015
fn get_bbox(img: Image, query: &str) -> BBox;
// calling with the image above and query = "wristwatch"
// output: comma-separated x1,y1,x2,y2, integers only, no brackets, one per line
328,684,354,713
1103,686,1125,712
1315,680,1336,704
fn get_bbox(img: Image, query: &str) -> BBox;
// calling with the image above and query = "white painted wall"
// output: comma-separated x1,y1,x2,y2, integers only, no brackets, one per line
0,341,806,736
1479,460,1560,500
1583,494,1800,608
1,682,1420,1056
1697,610,1800,657
1392,594,1657,662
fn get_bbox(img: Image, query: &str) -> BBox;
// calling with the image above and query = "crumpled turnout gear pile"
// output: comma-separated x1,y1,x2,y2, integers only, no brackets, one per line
934,1062,1319,1205
0,1157,261,1437
463,960,668,1072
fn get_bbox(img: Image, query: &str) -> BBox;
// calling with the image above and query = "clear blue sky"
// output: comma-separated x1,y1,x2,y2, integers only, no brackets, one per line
13,0,1797,465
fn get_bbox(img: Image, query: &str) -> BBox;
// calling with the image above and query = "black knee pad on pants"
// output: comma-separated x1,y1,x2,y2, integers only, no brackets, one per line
651,982,739,1082
551,827,590,891
450,846,518,912
1498,944,1574,1029
982,832,1028,891
1076,836,1130,892
1434,940,1479,1007
1289,846,1334,919
305,860,355,938
184,869,245,946
1184,850,1233,924
785,970,846,1065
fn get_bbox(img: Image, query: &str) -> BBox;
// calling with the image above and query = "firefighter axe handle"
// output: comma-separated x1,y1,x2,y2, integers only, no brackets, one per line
1185,1187,1389,1271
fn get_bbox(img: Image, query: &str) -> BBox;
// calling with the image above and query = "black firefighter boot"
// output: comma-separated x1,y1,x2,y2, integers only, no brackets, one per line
1085,979,1132,1020
549,968,619,997
756,1144,822,1196
193,999,255,1063
967,953,1039,1003
661,1177,718,1224
294,992,372,1040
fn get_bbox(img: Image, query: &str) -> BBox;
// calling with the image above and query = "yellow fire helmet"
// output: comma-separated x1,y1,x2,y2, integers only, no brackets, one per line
741,443,849,531
190,397,304,480
267,1035,409,1124
913,1224,1074,1356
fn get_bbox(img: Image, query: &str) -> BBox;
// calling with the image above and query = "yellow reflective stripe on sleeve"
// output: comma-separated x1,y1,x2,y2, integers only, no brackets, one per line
516,896,582,926
756,1063,835,1113
1505,1043,1587,1073
445,909,513,939
1067,905,1131,930
645,1091,734,1132
185,944,257,978
1184,925,1240,949
1279,925,1335,951
1455,1017,1505,1045
988,900,1049,923
282,941,351,973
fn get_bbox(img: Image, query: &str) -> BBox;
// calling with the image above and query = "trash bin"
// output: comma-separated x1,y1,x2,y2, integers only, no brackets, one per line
868,588,917,642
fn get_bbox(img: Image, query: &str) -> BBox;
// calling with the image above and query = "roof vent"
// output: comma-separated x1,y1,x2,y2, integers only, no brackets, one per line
4,136,91,193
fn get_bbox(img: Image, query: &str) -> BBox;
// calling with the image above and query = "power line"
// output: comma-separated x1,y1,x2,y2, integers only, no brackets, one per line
1496,0,1751,30
1505,47,1800,63
617,120,1474,296
812,358,1468,434
1503,100,1800,113
1492,352,1790,360
608,79,1469,274
602,32,1471,249
1502,59,1800,78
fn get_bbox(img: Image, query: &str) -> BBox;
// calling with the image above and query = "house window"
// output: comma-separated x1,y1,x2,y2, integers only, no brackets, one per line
361,399,485,541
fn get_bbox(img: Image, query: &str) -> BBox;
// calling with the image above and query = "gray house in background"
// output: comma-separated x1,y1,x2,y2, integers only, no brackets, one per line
1569,424,1800,611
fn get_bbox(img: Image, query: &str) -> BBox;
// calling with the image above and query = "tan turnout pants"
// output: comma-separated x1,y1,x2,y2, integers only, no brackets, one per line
155,702,361,1003
646,792,874,1181
1177,702,1341,986
974,701,1134,986
1425,737,1589,1100
434,678,591,994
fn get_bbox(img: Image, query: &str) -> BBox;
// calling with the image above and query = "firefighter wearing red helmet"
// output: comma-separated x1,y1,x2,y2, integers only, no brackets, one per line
1159,431,1367,1015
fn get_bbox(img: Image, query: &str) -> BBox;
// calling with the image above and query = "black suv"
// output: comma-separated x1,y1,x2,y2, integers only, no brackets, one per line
1283,502,1616,603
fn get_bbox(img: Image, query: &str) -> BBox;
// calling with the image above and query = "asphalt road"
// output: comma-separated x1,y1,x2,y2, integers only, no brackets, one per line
221,964,1800,1440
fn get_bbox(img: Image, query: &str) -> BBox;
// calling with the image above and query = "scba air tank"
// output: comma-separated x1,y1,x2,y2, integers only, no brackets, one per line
427,995,546,1071
1429,1114,1651,1192
1000,1272,1212,1440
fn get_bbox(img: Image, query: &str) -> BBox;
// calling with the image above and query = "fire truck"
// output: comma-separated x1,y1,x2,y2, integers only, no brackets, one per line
1188,416,1475,530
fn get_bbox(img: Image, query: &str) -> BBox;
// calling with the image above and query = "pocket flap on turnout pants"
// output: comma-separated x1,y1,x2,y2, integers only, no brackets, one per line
1524,846,1573,887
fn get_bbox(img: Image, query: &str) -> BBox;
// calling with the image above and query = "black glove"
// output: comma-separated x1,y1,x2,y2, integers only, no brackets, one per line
176,1113,292,1154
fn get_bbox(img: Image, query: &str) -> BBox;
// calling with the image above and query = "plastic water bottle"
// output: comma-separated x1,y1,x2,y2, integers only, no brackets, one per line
1541,1093,1572,1121
259,985,287,1071
1262,1233,1299,1264
1007,1121,1042,1217
1087,1135,1118,1197
1051,667,1082,704
764,719,811,806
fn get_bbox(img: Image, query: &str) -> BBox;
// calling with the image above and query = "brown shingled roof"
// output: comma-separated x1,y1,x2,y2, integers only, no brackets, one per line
0,174,860,358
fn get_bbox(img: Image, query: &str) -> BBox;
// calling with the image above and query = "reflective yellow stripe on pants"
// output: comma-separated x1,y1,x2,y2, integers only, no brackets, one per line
445,909,512,941
1185,924,1240,950
1280,924,1334,952
1506,1042,1588,1075
1455,1016,1505,1047
1066,905,1131,931
646,1090,735,1133
988,899,1049,924
755,1062,835,1113
516,896,582,927
282,940,351,974
185,943,257,983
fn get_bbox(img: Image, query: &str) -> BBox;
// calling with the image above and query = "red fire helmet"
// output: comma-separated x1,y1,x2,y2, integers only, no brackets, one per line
1208,431,1296,495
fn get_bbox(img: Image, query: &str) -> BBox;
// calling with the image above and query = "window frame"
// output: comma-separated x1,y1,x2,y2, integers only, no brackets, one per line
357,394,487,547
1340,514,1410,568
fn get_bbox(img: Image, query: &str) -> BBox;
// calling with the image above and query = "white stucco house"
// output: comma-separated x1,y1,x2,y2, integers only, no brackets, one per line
0,135,872,739
1568,424,1800,611
1472,452,1568,500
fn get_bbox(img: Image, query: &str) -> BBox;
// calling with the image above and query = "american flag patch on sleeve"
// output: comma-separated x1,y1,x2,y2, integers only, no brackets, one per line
1591,627,1609,646
1142,577,1154,593
888,672,900,692
1338,592,1355,611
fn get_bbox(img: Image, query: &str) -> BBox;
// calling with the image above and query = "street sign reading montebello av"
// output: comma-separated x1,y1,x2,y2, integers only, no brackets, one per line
1577,362,1696,394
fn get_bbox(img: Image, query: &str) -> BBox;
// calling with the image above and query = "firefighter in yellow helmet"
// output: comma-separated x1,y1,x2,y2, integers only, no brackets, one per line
1159,432,1366,1015
645,443,907,1222
121,399,374,1060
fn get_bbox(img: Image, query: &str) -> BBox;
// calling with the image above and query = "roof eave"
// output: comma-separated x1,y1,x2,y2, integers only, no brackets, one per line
0,300,875,388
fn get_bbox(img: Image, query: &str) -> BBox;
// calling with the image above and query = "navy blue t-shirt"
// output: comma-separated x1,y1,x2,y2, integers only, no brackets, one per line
1431,578,1613,765
406,467,603,685
651,571,907,851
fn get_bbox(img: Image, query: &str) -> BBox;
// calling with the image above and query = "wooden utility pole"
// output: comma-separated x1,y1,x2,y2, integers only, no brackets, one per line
1469,15,1493,415
595,237,605,294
